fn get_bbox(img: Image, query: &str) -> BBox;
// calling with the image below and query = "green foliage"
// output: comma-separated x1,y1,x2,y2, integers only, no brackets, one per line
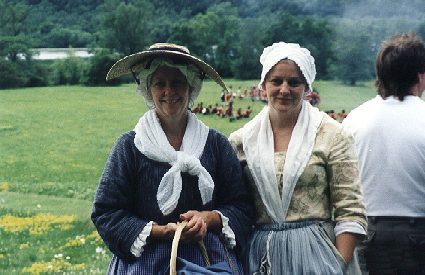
44,27,93,48
330,20,376,85
0,59,27,88
152,0,222,16
84,49,121,86
0,0,50,88
2,0,425,87
24,60,50,87
332,33,374,85
99,0,154,55
179,2,241,77
0,1,34,61
50,49,87,85
262,12,334,79
0,35,34,62
232,18,264,79
21,0,102,47
0,0,29,36
0,57,49,88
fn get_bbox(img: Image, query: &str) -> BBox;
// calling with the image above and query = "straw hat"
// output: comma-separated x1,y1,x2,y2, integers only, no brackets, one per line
106,43,228,91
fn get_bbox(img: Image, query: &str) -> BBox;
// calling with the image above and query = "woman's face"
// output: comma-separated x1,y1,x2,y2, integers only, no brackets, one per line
150,66,191,122
262,60,307,115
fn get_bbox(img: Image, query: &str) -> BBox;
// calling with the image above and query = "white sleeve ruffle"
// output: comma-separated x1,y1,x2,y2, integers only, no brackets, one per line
334,221,366,237
130,221,154,257
214,210,236,249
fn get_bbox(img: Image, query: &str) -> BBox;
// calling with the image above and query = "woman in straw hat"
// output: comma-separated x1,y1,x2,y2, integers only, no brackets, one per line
228,42,367,274
91,43,253,274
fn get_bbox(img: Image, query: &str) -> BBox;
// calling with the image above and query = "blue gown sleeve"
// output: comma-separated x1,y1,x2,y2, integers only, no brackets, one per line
91,133,149,261
211,131,254,253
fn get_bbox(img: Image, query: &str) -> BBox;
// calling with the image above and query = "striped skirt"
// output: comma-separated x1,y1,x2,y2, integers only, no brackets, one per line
248,221,346,275
107,232,244,274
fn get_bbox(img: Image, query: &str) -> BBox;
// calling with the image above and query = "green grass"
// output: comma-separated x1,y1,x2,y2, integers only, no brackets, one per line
0,209,110,274
0,80,376,273
314,81,376,112
0,192,92,221
0,85,143,199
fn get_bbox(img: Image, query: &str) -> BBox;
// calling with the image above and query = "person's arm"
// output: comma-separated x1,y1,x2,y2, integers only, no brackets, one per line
150,223,178,239
91,133,152,261
327,126,367,260
335,232,357,263
212,131,254,250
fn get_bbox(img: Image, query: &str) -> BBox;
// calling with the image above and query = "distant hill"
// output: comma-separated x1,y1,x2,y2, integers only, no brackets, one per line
8,0,425,49
12,0,350,48
2,0,424,87
18,0,103,47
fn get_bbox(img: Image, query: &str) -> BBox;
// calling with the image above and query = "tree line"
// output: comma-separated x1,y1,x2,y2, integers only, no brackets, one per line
1,0,425,88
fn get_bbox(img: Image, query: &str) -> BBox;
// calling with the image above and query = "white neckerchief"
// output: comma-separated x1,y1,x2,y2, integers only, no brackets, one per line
242,101,324,223
133,110,213,216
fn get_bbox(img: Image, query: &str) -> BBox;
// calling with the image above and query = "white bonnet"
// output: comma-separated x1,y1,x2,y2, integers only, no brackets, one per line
259,42,316,92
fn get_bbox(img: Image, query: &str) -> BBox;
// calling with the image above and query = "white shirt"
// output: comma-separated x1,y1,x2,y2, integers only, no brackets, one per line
343,95,425,217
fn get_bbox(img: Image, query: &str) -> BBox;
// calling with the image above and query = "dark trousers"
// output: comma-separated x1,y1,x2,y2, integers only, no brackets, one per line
357,216,425,275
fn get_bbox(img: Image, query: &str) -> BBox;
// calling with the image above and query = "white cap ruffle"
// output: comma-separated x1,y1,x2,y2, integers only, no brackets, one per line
259,42,316,92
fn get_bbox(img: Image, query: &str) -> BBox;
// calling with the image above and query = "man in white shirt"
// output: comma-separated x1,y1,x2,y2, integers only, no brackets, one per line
343,33,425,274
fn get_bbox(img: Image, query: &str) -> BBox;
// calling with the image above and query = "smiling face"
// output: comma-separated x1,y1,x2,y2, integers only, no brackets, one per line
262,59,307,116
149,66,191,122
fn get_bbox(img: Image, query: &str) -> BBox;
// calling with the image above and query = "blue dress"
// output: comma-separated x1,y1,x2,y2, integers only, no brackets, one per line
92,129,253,274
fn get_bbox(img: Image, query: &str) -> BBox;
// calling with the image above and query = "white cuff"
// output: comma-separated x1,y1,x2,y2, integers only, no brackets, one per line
130,221,154,257
334,221,366,237
214,210,236,249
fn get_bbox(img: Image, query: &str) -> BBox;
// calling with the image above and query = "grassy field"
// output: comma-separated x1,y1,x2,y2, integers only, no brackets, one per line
0,80,376,273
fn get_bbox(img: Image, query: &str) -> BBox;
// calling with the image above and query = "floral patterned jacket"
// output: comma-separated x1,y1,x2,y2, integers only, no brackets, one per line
229,114,367,230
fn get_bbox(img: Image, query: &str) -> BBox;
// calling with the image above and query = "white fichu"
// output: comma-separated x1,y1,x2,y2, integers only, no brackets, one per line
133,110,213,215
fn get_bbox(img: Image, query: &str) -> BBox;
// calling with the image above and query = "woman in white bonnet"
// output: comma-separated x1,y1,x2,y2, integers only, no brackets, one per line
92,43,253,274
229,42,367,274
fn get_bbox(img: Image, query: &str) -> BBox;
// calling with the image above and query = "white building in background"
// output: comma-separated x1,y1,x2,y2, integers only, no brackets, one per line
32,48,94,60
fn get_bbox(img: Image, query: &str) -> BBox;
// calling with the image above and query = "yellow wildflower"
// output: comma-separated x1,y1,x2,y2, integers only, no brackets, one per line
19,243,29,249
59,224,72,231
0,182,10,191
0,213,74,235
87,230,103,243
61,235,86,248
22,258,85,274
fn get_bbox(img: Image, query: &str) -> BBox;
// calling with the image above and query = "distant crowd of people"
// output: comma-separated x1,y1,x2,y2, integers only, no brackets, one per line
192,102,252,121
221,85,268,104
325,109,348,121
192,85,354,123
188,84,260,122
193,85,325,122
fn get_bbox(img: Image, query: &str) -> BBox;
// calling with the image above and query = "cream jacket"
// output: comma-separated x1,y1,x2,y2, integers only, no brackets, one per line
229,114,367,230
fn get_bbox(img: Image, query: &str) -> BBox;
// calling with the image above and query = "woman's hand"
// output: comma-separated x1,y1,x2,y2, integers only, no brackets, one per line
179,210,222,242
